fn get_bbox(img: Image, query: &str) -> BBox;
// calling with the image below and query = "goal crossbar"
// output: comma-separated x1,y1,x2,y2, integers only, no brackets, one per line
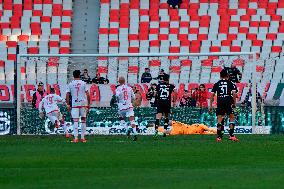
16,52,258,135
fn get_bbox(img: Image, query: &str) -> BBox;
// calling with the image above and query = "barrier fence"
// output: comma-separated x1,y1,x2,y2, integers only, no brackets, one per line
0,106,283,135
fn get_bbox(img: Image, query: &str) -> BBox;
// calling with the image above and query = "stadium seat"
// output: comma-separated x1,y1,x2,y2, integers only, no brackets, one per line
0,0,73,85
96,1,284,83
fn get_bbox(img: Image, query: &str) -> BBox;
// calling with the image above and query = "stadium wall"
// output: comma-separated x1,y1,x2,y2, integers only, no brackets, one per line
0,83,283,106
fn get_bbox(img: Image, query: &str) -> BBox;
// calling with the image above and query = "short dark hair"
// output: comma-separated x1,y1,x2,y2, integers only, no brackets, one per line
73,70,81,78
220,69,228,78
163,74,169,82
50,87,55,93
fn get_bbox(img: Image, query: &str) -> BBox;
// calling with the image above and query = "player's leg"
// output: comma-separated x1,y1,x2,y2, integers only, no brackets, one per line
216,115,225,141
163,112,171,137
59,112,70,138
228,113,239,142
79,107,87,142
47,112,59,128
118,110,130,136
155,102,163,136
216,105,225,141
71,108,79,142
155,112,162,136
127,109,137,141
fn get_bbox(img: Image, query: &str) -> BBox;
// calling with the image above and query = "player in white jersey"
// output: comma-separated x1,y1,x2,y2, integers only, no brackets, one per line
116,76,138,141
66,70,90,143
38,88,70,137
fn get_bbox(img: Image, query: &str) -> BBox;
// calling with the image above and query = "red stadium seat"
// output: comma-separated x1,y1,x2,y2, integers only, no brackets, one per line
128,66,139,73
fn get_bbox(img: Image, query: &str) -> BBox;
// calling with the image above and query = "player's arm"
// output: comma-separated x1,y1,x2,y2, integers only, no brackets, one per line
209,84,218,111
56,95,67,106
115,89,120,103
231,82,238,108
232,91,237,108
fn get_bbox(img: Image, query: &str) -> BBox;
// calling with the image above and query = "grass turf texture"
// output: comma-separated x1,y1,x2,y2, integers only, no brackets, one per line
0,135,284,189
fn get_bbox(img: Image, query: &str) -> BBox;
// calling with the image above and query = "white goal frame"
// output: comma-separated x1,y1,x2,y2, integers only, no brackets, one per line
16,52,257,135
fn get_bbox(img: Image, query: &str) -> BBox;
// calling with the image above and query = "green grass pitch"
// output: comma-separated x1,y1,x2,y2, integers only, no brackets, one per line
1,135,284,189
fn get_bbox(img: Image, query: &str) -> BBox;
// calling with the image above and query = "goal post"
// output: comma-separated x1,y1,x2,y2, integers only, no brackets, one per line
16,52,258,135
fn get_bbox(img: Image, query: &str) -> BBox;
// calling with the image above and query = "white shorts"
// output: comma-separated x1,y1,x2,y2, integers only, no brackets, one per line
71,107,87,119
46,111,62,124
118,108,134,118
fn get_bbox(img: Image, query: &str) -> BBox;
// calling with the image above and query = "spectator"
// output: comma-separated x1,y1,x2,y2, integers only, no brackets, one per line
146,83,157,107
156,69,169,84
179,90,194,107
190,89,197,107
167,0,182,8
225,64,242,83
110,94,117,108
141,68,152,83
92,73,108,84
242,88,263,108
132,86,142,107
32,82,47,109
80,69,92,84
192,84,210,108
110,85,119,108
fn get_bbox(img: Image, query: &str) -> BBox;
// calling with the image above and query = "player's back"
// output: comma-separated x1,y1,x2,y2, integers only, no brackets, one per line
156,83,175,103
67,80,87,107
116,84,134,110
212,79,236,103
41,94,63,113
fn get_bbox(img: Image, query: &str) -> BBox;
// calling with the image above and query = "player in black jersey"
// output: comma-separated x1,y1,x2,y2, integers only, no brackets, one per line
224,65,242,83
210,69,239,142
154,74,176,137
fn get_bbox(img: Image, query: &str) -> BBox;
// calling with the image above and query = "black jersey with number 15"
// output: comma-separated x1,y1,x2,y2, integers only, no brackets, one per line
211,79,238,103
156,84,175,103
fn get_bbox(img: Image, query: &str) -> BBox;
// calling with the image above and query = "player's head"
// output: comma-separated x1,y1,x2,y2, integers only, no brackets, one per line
37,81,44,91
163,74,170,83
118,76,126,85
50,87,55,94
73,70,81,79
220,69,229,79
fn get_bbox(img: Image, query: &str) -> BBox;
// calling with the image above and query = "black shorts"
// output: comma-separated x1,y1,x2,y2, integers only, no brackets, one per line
156,102,171,114
216,102,234,116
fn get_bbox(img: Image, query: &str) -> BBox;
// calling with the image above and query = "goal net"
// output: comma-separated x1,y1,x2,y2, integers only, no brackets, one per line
13,52,266,135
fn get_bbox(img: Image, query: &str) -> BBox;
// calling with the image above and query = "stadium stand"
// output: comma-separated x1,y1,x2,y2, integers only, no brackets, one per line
0,0,283,87
0,0,73,86
98,0,284,85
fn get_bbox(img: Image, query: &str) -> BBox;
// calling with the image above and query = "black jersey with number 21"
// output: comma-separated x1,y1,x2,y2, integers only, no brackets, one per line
156,84,175,103
211,79,237,103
